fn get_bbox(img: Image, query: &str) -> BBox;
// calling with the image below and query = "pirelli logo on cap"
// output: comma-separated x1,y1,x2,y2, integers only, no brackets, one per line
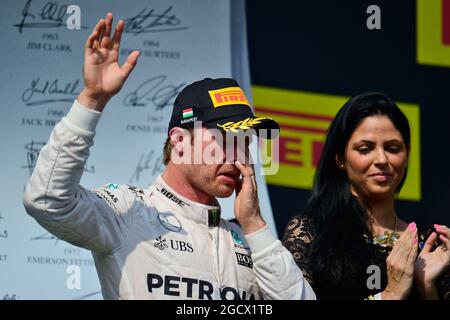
208,87,250,108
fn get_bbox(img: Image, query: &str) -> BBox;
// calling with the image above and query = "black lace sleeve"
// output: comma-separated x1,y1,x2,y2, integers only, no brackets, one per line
282,216,315,287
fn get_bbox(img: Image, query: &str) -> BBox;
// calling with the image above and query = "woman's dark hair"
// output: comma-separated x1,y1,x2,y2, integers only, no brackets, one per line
303,92,411,287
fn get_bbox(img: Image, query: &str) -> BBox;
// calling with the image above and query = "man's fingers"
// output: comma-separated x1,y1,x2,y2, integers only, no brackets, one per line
234,161,250,196
234,177,243,195
120,50,140,78
85,31,98,50
94,24,105,48
112,20,124,52
87,19,104,49
248,163,257,191
104,13,113,37
235,160,250,176
85,19,104,49
235,161,255,182
100,13,113,48
235,161,257,192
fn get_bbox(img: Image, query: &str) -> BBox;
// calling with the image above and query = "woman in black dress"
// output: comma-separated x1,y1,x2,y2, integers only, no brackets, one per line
282,92,450,299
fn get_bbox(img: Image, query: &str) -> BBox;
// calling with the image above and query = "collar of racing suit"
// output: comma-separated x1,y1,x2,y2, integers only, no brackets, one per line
150,174,222,227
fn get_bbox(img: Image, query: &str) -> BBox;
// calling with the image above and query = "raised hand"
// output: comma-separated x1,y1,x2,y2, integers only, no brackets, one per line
415,224,450,299
78,13,140,111
381,222,418,299
233,161,266,234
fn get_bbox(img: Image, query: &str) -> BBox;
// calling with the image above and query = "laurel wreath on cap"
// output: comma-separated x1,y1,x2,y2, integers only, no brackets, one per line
217,117,266,133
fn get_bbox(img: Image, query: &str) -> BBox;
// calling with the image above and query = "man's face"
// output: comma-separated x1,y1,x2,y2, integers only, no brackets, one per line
183,127,251,198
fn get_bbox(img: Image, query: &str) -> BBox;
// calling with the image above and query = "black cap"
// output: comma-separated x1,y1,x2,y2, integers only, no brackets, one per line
168,78,279,138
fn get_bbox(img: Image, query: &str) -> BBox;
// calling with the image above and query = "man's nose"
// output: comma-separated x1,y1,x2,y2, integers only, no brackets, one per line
224,141,238,163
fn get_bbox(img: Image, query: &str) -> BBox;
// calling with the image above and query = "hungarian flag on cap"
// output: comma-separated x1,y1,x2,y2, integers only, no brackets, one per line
182,108,193,119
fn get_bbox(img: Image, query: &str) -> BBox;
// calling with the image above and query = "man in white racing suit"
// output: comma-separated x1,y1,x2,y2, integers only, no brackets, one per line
23,13,315,300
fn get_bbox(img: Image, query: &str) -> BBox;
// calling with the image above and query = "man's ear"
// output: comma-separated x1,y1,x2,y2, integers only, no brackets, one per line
168,127,188,153
168,127,193,164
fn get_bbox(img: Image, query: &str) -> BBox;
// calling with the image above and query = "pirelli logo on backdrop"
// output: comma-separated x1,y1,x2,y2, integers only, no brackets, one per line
252,86,422,201
209,87,250,108
417,0,450,67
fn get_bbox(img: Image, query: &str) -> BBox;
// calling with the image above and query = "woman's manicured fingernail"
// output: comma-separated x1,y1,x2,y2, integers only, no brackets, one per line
408,222,416,231
413,238,418,244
